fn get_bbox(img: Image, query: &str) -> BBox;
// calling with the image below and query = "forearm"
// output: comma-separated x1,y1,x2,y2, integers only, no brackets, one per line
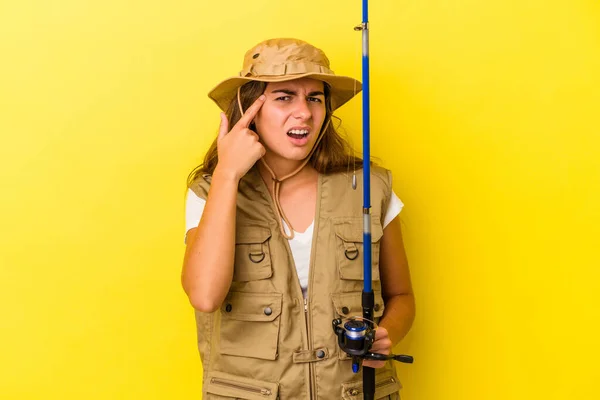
378,293,415,346
182,167,239,312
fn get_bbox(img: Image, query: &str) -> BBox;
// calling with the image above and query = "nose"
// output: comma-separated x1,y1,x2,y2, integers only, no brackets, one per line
293,98,312,120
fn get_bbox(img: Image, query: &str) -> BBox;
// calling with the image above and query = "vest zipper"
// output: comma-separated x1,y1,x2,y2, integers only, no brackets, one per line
303,297,315,399
210,377,273,396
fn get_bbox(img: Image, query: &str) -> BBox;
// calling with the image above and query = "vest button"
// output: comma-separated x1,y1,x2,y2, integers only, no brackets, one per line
264,307,273,316
341,306,349,315
225,304,232,312
374,304,380,311
316,350,325,359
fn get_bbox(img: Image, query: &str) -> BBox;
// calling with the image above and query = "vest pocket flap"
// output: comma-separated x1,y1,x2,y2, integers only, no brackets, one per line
205,370,279,400
221,292,282,322
341,369,401,400
331,291,385,319
235,225,271,244
219,292,283,360
333,219,384,243
234,224,272,282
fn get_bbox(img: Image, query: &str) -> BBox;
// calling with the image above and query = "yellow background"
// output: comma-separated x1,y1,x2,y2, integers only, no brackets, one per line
1,0,599,399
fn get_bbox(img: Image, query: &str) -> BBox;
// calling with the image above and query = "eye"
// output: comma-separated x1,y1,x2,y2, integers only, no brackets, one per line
275,96,292,101
308,97,323,103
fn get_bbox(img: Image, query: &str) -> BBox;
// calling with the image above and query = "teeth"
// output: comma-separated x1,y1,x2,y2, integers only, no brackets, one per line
288,129,309,135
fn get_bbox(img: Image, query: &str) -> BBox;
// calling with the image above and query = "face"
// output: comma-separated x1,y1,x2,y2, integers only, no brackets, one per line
253,78,327,164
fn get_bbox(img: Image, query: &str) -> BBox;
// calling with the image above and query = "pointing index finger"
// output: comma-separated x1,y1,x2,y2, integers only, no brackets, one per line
236,94,266,128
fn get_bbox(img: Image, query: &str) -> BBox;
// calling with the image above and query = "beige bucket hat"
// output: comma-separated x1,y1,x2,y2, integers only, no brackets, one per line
208,38,362,111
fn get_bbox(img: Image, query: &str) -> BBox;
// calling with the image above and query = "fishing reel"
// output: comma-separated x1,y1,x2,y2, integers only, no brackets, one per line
332,316,414,373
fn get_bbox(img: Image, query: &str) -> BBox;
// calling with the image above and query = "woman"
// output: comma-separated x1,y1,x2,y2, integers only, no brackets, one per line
182,38,415,399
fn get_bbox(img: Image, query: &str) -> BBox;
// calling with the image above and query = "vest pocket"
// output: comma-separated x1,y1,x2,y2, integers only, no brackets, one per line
332,291,386,319
205,370,279,399
233,225,272,282
219,292,282,360
341,369,402,400
333,218,384,281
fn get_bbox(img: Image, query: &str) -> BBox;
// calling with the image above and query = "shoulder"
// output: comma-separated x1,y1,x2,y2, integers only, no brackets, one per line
188,173,212,200
323,165,393,221
326,165,392,191
333,165,392,190
370,165,392,189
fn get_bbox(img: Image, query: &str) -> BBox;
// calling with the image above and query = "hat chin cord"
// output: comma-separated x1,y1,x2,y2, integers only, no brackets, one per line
237,87,331,240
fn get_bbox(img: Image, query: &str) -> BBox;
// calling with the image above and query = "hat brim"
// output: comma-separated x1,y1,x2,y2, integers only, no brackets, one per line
208,73,362,112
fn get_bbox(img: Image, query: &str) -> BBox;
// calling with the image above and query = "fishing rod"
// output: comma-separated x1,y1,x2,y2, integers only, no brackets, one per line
332,1,413,399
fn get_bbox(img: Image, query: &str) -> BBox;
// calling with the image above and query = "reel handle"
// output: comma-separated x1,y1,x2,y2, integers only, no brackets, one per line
365,352,414,364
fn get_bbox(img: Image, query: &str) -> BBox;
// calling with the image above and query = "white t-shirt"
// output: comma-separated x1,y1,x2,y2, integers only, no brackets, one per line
185,189,403,297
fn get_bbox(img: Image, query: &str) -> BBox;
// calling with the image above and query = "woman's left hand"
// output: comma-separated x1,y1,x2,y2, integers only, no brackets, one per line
362,326,392,369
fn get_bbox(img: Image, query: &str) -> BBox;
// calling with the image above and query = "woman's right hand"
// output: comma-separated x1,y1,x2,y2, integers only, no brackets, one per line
215,95,266,181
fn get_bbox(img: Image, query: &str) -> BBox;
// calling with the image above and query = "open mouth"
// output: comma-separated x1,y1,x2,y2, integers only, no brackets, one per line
287,129,309,139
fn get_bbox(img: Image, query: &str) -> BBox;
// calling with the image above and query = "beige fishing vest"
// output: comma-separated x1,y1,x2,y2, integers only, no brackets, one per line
189,165,402,400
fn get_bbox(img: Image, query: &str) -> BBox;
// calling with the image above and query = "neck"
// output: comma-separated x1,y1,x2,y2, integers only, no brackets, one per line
260,152,309,179
257,156,316,185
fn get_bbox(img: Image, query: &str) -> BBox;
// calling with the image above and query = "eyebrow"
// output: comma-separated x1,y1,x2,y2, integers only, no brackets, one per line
271,89,325,97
